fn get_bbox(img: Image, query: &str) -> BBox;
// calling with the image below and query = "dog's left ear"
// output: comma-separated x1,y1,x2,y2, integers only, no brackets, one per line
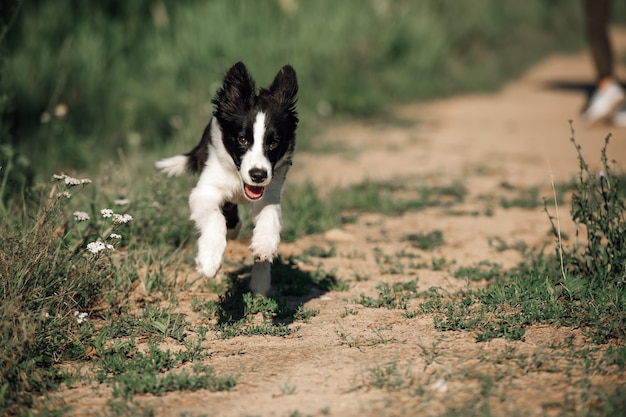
269,65,298,109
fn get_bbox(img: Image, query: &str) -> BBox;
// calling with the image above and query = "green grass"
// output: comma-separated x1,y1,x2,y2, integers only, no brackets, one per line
95,339,235,399
499,185,543,209
282,180,466,242
1,1,586,177
365,361,414,392
403,229,445,251
357,278,422,310
453,260,503,282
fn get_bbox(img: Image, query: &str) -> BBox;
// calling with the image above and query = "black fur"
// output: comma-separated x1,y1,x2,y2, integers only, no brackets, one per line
184,122,211,174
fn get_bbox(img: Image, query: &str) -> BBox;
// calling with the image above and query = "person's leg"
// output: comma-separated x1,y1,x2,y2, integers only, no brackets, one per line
582,0,625,124
584,0,613,82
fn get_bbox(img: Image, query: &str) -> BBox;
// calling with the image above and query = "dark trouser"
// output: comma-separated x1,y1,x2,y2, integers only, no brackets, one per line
584,0,613,81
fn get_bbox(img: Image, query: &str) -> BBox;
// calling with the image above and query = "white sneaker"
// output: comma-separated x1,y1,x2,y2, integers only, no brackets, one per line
582,79,625,125
611,106,626,127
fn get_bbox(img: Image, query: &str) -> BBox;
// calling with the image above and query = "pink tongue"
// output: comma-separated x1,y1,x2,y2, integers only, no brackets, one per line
244,184,264,199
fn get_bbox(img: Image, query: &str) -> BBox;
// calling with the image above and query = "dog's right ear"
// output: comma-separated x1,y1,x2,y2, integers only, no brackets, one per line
213,62,256,116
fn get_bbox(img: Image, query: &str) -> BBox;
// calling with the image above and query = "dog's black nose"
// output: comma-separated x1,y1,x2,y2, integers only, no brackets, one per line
249,168,268,184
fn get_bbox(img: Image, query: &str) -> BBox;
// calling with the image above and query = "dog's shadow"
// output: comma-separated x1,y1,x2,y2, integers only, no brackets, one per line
214,256,337,327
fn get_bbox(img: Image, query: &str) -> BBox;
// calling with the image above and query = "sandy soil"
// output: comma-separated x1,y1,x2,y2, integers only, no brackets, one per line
62,30,626,417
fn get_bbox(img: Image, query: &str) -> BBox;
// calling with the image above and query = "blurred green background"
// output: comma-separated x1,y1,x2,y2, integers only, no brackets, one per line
0,0,591,190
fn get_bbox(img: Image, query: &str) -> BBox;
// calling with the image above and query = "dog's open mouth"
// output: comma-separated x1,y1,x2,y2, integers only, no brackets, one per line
244,184,265,200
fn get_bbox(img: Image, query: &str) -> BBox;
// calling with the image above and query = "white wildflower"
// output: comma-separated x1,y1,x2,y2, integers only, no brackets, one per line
101,208,114,218
61,176,91,187
73,211,90,222
109,233,122,239
60,191,72,199
106,244,115,250
73,311,88,325
54,103,68,118
64,176,81,186
112,213,133,224
114,198,130,206
87,241,106,254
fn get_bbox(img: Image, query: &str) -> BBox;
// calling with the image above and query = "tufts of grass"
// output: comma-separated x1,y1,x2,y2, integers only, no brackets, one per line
96,342,236,400
453,260,503,282
293,305,320,324
357,279,421,310
329,181,466,215
499,185,543,209
282,180,466,243
488,236,529,255
366,361,414,392
404,229,445,251
207,289,295,339
281,183,341,242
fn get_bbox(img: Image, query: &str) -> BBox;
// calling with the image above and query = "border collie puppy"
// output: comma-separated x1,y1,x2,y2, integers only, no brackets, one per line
156,62,298,296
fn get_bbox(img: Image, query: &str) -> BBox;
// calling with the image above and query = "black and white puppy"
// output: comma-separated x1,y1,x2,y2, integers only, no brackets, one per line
156,62,298,296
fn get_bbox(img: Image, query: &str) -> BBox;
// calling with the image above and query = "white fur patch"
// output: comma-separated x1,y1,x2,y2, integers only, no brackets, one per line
240,112,272,187
155,155,188,177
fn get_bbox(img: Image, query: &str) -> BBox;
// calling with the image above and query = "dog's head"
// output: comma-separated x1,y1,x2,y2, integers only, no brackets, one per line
212,62,298,201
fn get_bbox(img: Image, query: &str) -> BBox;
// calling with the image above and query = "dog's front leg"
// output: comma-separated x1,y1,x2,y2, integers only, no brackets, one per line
189,188,227,278
250,200,282,262
249,187,283,296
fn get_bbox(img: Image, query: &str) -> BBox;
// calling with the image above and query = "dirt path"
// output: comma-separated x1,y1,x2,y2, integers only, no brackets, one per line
293,36,626,191
67,31,626,417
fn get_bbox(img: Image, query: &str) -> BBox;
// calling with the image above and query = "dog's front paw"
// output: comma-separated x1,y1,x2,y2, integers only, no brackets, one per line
195,231,226,278
249,234,279,263
195,255,222,278
195,245,224,278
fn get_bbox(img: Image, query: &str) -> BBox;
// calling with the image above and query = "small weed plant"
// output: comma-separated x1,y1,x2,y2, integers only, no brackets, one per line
566,134,625,285
430,133,626,345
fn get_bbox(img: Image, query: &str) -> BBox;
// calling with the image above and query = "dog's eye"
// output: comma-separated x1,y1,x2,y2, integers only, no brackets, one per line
237,136,249,147
268,138,280,150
